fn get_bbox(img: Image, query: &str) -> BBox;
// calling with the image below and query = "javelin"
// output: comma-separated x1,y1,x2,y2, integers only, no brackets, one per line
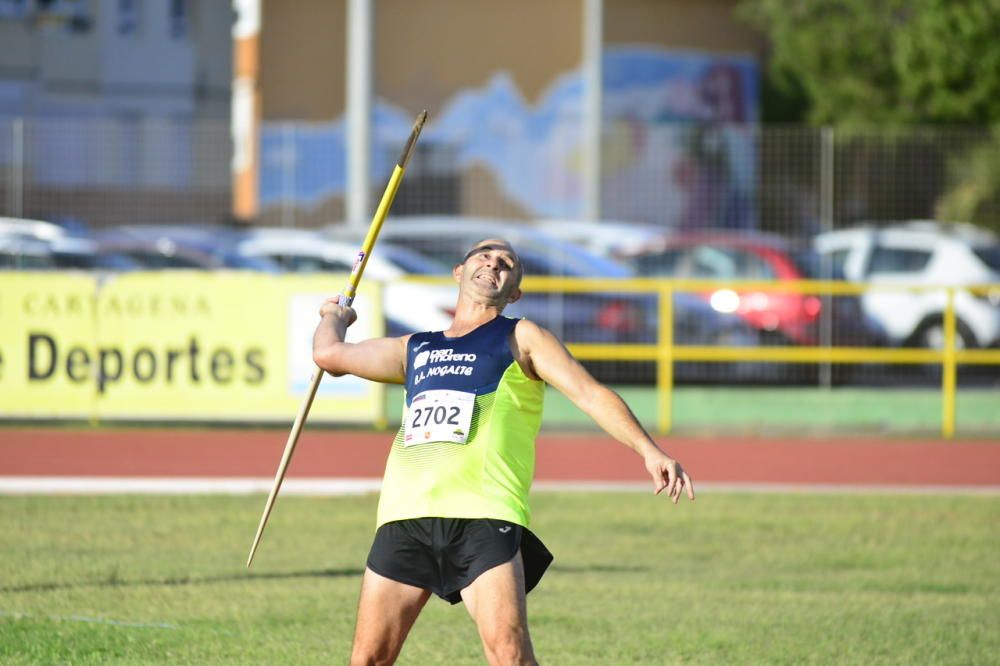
247,110,428,568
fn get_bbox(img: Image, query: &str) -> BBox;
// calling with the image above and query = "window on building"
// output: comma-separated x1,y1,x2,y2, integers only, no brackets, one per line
117,0,139,35
67,0,92,32
168,0,187,38
3,0,91,28
0,0,30,19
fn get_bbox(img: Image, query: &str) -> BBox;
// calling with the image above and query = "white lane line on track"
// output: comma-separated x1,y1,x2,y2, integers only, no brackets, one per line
0,477,998,495
0,610,176,629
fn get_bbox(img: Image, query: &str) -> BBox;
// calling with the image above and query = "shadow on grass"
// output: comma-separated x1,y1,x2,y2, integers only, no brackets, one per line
7,564,647,595
3,567,365,594
550,564,648,573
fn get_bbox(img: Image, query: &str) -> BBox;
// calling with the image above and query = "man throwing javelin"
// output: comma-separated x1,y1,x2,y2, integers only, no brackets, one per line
313,238,694,665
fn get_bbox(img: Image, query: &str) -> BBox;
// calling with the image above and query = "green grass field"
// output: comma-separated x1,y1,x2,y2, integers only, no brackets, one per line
2,492,998,664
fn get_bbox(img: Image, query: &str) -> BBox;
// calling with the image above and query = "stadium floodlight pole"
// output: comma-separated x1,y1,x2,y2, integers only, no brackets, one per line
247,110,428,568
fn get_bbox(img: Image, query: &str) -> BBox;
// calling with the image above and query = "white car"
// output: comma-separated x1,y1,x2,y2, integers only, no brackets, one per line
235,229,455,335
0,216,100,269
814,221,1000,349
532,219,662,258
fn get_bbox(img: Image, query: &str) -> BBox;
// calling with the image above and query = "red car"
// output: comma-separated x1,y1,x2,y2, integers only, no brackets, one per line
617,232,877,347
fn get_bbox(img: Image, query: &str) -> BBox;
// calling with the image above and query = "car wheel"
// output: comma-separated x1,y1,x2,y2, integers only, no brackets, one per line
911,318,977,383
914,318,976,351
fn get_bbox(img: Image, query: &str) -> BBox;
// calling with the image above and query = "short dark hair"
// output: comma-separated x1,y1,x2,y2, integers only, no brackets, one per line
461,239,523,287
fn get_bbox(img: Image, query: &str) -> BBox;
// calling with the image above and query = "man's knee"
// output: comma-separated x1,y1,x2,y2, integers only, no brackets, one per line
350,638,400,666
479,625,535,665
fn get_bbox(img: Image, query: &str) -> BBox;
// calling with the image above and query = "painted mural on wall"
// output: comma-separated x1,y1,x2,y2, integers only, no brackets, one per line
259,47,758,229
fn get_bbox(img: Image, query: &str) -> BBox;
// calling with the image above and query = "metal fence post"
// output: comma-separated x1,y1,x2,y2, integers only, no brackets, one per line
581,0,603,222
942,288,957,439
281,123,295,228
656,283,674,435
818,126,834,388
11,117,24,218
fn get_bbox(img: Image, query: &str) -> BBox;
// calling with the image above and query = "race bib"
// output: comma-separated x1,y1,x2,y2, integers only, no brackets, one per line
403,389,475,447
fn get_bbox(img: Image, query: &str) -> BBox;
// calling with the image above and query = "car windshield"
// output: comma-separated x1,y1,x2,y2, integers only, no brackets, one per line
790,249,845,279
389,236,631,278
630,249,686,276
973,247,1000,272
219,251,281,272
118,250,209,269
0,252,53,269
379,245,450,275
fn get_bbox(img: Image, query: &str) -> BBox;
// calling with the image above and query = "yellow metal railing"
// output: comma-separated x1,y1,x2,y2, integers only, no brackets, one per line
403,276,1000,438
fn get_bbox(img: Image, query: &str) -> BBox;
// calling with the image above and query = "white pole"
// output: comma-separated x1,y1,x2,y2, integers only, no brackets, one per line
346,0,373,230
581,0,603,222
231,0,261,222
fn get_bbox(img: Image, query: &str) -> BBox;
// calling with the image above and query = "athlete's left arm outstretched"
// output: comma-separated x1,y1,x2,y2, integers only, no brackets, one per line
512,318,694,503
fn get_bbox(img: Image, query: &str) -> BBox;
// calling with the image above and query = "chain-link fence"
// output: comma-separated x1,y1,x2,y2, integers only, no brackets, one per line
2,116,998,391
1,116,231,228
3,116,991,234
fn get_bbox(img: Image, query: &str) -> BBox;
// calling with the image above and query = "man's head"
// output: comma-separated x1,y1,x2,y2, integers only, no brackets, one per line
453,238,523,307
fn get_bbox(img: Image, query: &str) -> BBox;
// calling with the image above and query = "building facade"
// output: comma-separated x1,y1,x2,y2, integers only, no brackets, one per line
254,0,765,228
0,0,233,226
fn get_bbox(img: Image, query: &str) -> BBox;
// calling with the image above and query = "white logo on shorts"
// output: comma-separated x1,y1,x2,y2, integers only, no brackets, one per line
498,526,512,534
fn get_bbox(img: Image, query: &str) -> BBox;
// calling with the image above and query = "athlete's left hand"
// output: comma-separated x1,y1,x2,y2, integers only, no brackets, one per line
646,452,695,504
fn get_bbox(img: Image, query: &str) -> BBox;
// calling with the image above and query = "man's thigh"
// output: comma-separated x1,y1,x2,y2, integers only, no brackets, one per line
352,567,431,664
460,551,534,658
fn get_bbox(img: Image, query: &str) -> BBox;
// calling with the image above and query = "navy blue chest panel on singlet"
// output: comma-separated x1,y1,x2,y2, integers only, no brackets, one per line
404,316,519,406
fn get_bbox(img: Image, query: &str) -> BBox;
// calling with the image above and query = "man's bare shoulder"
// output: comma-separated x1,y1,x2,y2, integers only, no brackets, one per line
512,317,548,343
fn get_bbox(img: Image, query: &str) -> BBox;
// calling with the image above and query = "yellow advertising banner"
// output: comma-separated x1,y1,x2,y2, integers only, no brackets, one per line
0,272,385,424
0,272,100,418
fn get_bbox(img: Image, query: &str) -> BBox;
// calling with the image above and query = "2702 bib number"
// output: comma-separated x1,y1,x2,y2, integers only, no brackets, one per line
403,389,475,447
410,405,461,429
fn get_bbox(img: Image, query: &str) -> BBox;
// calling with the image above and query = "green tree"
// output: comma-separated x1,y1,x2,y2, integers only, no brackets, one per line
740,0,1000,232
935,127,1000,234
739,0,1000,126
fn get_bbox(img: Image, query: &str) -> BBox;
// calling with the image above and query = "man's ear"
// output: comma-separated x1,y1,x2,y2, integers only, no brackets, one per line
452,263,463,282
507,287,522,304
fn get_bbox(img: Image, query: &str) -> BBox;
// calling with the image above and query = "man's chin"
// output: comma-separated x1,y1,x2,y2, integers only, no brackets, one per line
466,285,508,305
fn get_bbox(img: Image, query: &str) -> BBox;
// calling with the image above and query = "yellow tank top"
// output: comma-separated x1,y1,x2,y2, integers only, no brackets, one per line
376,317,545,527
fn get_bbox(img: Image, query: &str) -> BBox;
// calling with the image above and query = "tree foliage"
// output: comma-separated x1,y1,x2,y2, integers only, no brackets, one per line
739,0,1000,126
935,128,1000,234
740,0,1000,232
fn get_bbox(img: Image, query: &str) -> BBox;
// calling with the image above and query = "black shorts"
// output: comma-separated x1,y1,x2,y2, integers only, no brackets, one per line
366,518,553,605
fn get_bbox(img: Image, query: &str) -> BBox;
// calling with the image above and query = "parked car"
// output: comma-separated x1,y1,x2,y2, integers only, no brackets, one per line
0,216,106,269
0,235,54,269
814,221,1000,350
234,228,454,335
616,231,887,349
94,225,280,272
531,219,663,258
329,216,766,382
332,216,656,345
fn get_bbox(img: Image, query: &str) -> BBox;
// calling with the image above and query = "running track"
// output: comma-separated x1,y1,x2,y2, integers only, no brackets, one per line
1,428,998,491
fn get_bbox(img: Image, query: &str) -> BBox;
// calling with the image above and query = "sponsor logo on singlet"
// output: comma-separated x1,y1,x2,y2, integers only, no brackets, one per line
412,347,478,386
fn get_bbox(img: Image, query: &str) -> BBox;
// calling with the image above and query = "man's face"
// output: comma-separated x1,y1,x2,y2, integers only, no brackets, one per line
453,239,523,305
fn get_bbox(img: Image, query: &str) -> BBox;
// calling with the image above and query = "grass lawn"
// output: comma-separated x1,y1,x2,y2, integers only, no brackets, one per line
1,492,998,664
